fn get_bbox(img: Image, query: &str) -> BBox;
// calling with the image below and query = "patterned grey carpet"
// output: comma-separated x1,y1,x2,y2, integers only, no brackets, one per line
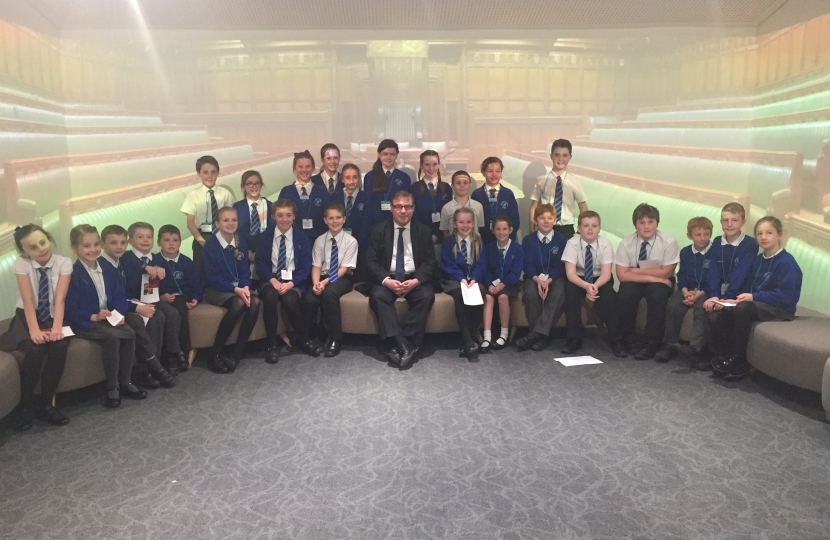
1,334,829,540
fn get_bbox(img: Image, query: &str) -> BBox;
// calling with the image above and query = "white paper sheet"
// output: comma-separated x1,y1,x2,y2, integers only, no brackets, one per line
106,310,124,326
636,259,661,269
61,326,75,337
461,284,484,306
555,356,603,367
713,300,737,307
140,273,160,304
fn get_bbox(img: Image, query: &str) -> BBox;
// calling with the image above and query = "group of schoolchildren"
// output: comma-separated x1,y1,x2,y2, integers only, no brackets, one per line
1,138,803,433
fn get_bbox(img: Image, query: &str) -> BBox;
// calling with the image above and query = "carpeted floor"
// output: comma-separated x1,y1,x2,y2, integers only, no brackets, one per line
1,334,829,540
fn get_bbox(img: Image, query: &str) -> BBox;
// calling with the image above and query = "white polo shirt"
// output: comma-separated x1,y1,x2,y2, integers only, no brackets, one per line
313,230,358,273
614,230,680,270
531,171,586,226
561,235,615,278
180,184,236,233
439,197,485,232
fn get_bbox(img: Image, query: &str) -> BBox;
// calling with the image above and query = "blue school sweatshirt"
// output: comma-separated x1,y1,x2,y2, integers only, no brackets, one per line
522,231,567,282
483,240,524,287
677,244,713,291
153,252,203,302
440,236,486,283
202,234,251,292
410,180,453,240
277,183,330,240
363,169,412,223
471,185,520,244
254,224,313,293
739,249,802,315
65,259,130,332
706,234,758,299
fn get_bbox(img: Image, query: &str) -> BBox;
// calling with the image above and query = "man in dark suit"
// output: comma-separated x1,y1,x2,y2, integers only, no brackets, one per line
367,190,438,369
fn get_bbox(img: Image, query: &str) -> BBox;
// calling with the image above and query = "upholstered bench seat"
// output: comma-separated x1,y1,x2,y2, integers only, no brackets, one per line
340,290,459,335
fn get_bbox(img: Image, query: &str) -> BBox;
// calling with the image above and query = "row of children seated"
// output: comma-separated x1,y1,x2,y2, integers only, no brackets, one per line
1,140,803,433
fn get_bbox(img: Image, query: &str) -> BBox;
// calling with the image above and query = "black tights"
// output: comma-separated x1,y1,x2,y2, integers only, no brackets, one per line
448,287,483,349
210,295,261,360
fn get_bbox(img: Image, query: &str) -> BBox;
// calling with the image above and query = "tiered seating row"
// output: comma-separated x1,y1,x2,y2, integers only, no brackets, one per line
0,102,163,128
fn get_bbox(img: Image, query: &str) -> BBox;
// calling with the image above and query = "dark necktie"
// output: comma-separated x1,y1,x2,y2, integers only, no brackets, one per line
36,267,51,323
499,247,506,273
395,227,406,281
553,176,563,222
542,237,550,267
639,241,648,262
329,238,339,283
489,188,496,200
584,245,594,283
209,188,219,234
460,239,469,276
328,177,335,195
140,256,149,268
301,186,307,197
251,202,260,236
346,195,354,215
277,234,287,275
428,182,436,199
386,170,391,178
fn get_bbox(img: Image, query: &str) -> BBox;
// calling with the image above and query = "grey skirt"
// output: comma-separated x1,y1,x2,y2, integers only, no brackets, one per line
441,280,486,295
203,287,237,307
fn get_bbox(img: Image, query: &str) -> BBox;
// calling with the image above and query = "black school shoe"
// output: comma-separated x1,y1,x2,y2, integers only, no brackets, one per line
35,404,69,426
654,344,679,363
514,334,538,352
133,370,160,389
151,366,177,388
722,359,751,381
634,343,660,360
610,341,628,358
12,404,34,432
560,339,582,354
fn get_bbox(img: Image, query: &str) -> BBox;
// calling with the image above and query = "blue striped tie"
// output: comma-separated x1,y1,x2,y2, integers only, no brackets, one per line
346,195,353,216
583,245,594,283
209,189,219,234
140,256,149,268
499,248,506,278
277,235,287,275
638,241,648,263
553,175,563,222
36,268,51,323
329,238,339,283
460,239,469,276
250,202,260,237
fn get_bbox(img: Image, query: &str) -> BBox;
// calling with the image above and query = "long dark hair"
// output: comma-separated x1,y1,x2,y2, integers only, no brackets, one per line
416,149,444,195
318,143,340,174
371,139,399,195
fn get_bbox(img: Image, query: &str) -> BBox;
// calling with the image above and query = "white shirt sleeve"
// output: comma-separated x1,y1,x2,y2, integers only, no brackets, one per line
180,188,199,215
614,237,633,267
599,238,615,267
440,205,454,232
311,236,325,268
530,176,544,202
56,255,73,276
560,238,579,265
340,236,359,269
13,257,30,275
571,176,586,204
662,234,681,265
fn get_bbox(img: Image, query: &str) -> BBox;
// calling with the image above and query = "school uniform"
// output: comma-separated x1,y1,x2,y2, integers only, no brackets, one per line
122,249,183,359
662,242,713,351
483,240,523,298
710,249,802,377
410,179,453,242
439,197,486,234
363,168,412,223
531,171,586,238
302,230,358,343
0,255,72,415
705,234,758,300
441,235,486,351
278,181,330,243
180,183,236,271
521,230,568,338
332,187,374,283
311,171,343,195
471,183,520,244
154,251,203,354
614,230,681,348
561,234,622,343
202,233,260,362
65,260,137,391
256,224,313,348
234,197,273,272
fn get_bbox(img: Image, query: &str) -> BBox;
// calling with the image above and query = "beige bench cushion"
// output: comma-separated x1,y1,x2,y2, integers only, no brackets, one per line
188,302,274,349
747,317,830,393
0,351,21,420
340,290,460,335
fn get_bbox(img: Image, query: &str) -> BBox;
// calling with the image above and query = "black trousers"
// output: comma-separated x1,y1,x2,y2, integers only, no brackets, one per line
564,279,622,342
302,276,354,341
553,224,575,239
168,295,192,353
448,287,483,348
369,283,435,347
616,280,674,345
708,301,794,360
211,295,261,360
124,312,162,364
192,239,205,273
77,321,136,390
17,338,69,408
260,284,304,346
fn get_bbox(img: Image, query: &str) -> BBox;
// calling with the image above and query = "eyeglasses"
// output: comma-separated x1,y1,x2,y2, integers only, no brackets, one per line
391,204,414,211
245,182,262,187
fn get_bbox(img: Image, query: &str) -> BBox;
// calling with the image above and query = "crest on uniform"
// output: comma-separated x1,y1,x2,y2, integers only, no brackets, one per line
314,198,322,207
501,201,509,209
174,270,184,280
358,203,365,211
703,260,710,269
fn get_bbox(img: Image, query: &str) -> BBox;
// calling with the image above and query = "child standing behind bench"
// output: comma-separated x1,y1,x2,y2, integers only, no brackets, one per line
654,217,713,364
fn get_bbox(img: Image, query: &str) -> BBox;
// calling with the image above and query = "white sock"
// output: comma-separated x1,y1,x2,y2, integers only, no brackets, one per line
499,327,509,340
483,330,492,342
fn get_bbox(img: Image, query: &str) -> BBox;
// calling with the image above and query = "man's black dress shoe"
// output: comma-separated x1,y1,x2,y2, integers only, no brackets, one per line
35,405,69,426
119,384,148,400
301,340,322,358
176,353,189,373
398,343,418,369
12,405,34,431
560,339,582,354
151,366,177,388
134,370,160,389
385,346,401,365
265,345,280,364
515,334,537,352
710,355,733,377
634,343,660,360
208,354,230,374
324,340,341,358
723,360,751,381
530,338,549,351
105,397,121,409
610,341,628,358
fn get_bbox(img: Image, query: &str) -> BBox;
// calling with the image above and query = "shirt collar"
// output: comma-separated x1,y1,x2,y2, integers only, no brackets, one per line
247,196,262,206
101,253,120,267
692,242,712,255
294,180,311,189
579,236,599,249
327,230,346,243
201,184,217,193
721,233,746,246
763,248,783,259
131,248,152,259
216,232,236,249
277,227,293,241
344,188,359,197
324,171,338,182
383,168,395,175
84,261,102,274
162,252,180,263
485,183,501,194
537,230,554,243
394,220,411,232
456,234,470,245
497,239,511,252
638,234,656,246
30,256,54,270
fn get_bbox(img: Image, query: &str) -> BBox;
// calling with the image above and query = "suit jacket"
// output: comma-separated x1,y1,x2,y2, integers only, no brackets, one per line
366,219,437,287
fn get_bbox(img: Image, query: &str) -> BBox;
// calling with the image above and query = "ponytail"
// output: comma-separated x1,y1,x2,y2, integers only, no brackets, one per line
372,139,399,195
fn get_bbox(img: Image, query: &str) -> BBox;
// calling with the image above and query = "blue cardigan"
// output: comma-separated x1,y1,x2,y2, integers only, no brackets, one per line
410,180,453,240
440,236,486,283
676,244,713,291
739,250,802,315
471,185,520,244
277,183,330,239
363,169,412,223
311,172,343,193
65,259,130,332
233,198,274,249
522,231,567,282
254,224,313,293
202,234,251,292
331,188,374,250
153,253,203,302
483,240,524,287
706,235,758,299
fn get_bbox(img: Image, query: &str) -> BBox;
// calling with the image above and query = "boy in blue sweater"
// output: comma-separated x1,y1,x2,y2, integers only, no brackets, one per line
514,204,568,352
709,216,802,381
471,157,520,245
655,217,713,363
155,224,202,370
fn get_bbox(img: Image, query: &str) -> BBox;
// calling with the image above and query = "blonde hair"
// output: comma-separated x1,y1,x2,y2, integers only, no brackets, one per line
70,224,99,248
215,206,240,259
451,207,482,261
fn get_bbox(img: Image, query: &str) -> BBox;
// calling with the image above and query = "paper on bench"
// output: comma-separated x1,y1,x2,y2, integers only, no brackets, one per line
461,284,484,306
555,356,603,367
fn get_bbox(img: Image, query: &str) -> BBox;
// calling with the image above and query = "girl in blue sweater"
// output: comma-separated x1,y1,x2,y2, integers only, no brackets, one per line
202,206,261,374
363,139,411,223
410,149,453,247
441,207,486,362
480,216,523,353
710,216,802,380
